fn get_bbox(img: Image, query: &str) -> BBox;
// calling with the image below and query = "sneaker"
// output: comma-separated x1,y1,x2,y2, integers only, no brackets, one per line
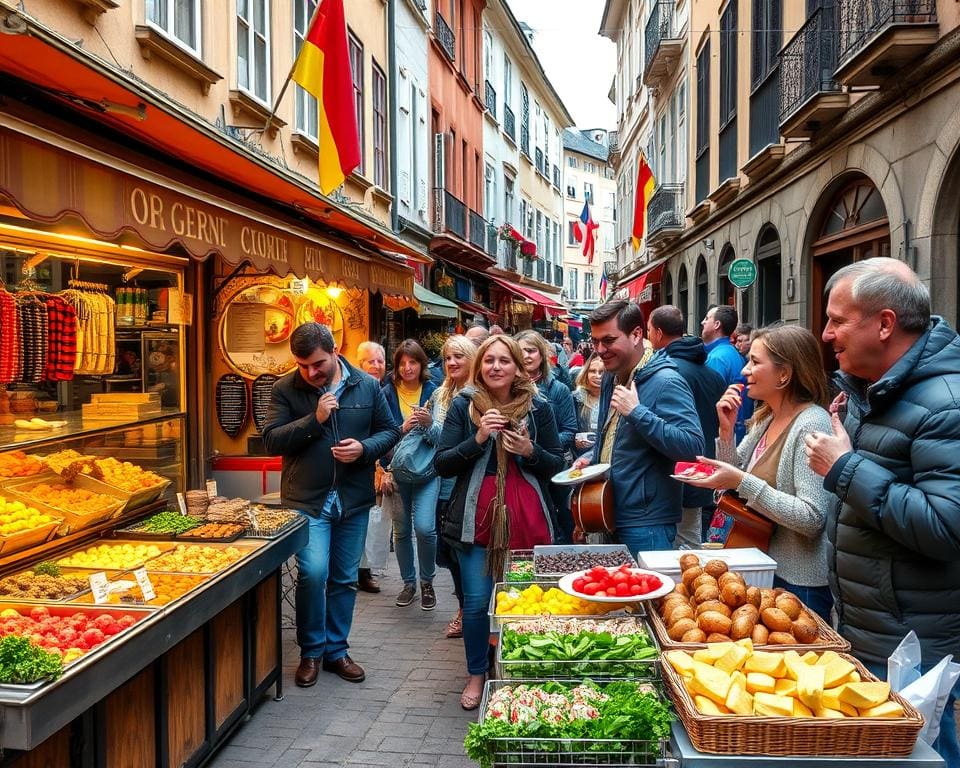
396,583,417,606
420,582,437,611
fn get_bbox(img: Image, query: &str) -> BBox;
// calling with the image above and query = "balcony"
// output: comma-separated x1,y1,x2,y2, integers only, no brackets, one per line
501,239,518,271
468,210,488,251
504,105,516,142
484,80,497,121
434,11,455,63
835,0,938,87
643,0,684,91
552,165,560,189
520,124,530,158
535,148,546,177
435,188,466,239
486,224,499,258
749,70,781,158
536,259,545,282
646,183,685,247
779,5,850,139
554,265,564,287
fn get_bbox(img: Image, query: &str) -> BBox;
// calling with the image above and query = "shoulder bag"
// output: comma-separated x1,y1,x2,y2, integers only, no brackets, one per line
390,428,437,485
706,491,775,553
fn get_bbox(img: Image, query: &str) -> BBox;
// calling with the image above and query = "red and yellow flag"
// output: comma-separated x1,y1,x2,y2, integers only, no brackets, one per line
631,152,656,250
291,0,361,194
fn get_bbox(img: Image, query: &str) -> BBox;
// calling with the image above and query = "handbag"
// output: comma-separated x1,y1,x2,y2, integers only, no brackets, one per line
390,428,437,485
706,491,775,552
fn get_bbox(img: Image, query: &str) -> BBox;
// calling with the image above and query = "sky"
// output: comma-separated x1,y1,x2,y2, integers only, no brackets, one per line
504,0,617,131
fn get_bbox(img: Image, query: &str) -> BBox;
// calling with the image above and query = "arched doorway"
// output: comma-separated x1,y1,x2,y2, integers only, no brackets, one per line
678,264,689,331
718,245,736,307
695,256,709,325
810,177,890,367
755,225,782,327
664,269,674,308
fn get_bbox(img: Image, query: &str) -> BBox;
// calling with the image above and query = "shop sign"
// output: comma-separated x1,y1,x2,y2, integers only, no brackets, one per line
728,258,758,289
0,127,413,296
638,285,653,303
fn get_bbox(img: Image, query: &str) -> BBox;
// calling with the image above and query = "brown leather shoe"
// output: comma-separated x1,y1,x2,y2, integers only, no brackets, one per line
322,655,365,683
358,568,381,593
295,657,320,688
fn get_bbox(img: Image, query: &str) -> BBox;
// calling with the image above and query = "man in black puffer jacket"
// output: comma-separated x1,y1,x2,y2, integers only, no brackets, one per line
806,258,960,768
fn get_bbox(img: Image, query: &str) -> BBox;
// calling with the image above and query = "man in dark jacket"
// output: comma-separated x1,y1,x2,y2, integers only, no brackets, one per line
805,258,960,767
263,323,399,688
573,300,704,555
648,305,725,547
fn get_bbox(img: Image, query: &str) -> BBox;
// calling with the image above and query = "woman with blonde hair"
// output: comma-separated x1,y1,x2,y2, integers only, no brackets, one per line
676,325,834,620
572,353,605,453
423,335,476,638
435,335,564,709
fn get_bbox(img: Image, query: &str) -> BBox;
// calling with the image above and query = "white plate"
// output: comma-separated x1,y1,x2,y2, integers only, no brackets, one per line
669,473,714,483
551,463,610,486
558,567,675,603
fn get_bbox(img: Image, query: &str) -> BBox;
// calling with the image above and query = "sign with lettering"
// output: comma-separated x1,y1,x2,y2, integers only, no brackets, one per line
728,259,758,289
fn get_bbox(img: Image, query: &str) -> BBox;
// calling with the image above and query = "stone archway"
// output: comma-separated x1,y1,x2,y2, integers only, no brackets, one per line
926,142,960,327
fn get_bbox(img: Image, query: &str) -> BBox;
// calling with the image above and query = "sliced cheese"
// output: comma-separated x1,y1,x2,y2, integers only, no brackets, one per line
725,683,755,715
694,695,729,715
838,681,891,709
797,664,825,711
694,643,735,664
665,650,695,677
753,691,794,717
792,699,814,717
745,672,777,694
744,651,786,677
774,677,798,697
715,644,751,674
859,700,905,719
822,657,857,687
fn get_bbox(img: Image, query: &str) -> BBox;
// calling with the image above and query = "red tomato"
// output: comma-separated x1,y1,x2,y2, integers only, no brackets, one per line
611,571,629,584
629,584,644,595
572,577,587,592
582,582,601,595
605,587,618,596
615,582,630,596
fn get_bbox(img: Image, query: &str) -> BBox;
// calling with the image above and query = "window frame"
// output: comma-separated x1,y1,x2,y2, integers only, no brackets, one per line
348,31,365,175
294,0,319,139
237,0,271,104
719,1,738,129
146,0,202,56
372,61,388,189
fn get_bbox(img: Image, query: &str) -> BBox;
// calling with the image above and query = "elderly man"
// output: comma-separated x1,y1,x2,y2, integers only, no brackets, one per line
355,341,387,593
464,324,489,346
805,257,960,767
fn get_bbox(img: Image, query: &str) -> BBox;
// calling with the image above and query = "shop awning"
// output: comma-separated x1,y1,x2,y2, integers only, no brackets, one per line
455,300,498,321
414,283,458,319
622,259,668,302
0,6,428,269
489,276,567,316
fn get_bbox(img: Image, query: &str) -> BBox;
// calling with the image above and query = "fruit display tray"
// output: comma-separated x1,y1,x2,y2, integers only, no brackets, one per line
0,519,62,556
2,474,125,534
56,540,178,572
142,541,262,574
175,524,246,543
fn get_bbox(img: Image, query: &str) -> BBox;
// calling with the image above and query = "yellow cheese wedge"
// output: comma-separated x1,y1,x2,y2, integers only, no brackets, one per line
800,651,819,665
815,651,841,667
746,672,777,694
838,681,891,709
730,670,747,691
797,664,825,711
665,650,695,676
691,662,733,706
694,643,735,664
792,699,814,717
744,651,786,677
783,650,805,681
725,683,755,715
694,695,729,715
815,706,847,719
735,638,754,652
822,688,858,717
774,677,798,697
822,657,857,687
859,700,905,718
753,692,794,717
715,644,751,674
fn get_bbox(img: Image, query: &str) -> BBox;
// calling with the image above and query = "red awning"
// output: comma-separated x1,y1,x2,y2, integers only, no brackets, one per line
489,276,567,316
0,10,426,263
623,260,667,301
455,300,498,321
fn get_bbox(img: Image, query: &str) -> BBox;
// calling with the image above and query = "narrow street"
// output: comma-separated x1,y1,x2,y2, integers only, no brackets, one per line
208,567,475,768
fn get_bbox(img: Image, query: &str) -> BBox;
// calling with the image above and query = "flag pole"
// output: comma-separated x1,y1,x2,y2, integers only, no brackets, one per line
264,1,323,131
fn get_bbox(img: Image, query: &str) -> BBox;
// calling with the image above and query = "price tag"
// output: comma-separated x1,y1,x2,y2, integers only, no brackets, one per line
206,480,218,499
89,572,110,605
176,492,188,516
133,567,156,602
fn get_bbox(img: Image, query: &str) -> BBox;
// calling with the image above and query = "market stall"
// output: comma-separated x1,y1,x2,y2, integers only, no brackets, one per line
470,544,945,768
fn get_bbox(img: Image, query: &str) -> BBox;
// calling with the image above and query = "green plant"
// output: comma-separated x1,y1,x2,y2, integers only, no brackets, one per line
0,635,64,684
419,331,447,359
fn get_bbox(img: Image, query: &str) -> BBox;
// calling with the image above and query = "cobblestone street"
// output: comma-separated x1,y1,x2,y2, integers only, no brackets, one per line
208,566,476,768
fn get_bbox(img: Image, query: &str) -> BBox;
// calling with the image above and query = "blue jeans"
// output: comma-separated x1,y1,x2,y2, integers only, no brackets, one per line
395,478,440,585
616,524,677,560
294,505,369,660
453,544,493,675
773,575,834,625
865,661,959,768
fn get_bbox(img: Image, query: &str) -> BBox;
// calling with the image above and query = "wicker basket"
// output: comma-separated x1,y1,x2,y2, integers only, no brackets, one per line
648,597,850,653
661,652,924,756
3,474,125,535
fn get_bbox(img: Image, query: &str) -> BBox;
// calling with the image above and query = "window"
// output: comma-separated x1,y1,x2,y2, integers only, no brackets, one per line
584,182,593,203
720,2,737,126
147,0,200,53
695,42,710,203
584,273,595,300
552,221,559,264
503,54,512,112
568,268,578,299
658,114,667,183
751,0,781,87
677,82,687,182
372,63,387,188
237,0,270,102
605,191,616,221
524,200,534,239
349,33,364,175
568,156,577,168
294,0,318,138
520,83,530,155
568,220,578,246
504,175,515,224
484,162,496,221
536,210,543,253
585,161,596,174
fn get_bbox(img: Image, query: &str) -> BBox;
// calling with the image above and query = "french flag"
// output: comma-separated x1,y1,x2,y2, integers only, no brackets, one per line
572,201,599,264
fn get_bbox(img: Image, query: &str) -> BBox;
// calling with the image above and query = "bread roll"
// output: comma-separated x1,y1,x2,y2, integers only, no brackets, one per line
760,607,794,633
667,603,696,626
767,631,798,645
775,595,803,620
732,604,759,623
730,614,757,640
681,628,707,643
694,583,721,604
751,623,770,645
706,633,733,643
721,580,748,609
668,617,698,640
691,573,719,592
792,613,819,644
745,586,762,608
696,600,732,618
681,566,703,589
703,559,729,578
699,611,733,636
678,553,700,571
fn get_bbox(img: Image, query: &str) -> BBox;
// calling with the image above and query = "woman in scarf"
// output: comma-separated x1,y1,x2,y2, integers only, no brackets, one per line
435,335,565,710
423,335,477,639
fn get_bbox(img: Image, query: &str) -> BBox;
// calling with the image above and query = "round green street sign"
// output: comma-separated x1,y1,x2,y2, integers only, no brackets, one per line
728,258,757,289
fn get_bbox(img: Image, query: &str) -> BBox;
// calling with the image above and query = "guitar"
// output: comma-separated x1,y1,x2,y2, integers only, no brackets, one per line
571,479,616,534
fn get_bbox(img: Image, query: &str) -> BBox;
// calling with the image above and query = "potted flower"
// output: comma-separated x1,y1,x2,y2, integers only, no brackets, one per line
519,240,537,261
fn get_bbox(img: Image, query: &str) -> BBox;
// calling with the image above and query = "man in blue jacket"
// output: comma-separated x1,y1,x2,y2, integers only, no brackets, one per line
573,300,704,555
263,323,400,688
702,304,750,440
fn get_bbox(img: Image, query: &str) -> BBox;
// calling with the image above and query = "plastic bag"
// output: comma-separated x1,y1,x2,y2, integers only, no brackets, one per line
361,498,395,571
888,630,960,746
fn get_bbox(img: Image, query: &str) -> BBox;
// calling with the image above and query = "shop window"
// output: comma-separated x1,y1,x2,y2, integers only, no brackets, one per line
695,256,709,325
756,225,782,326
146,0,201,54
664,270,674,307
372,62,387,189
718,245,736,307
237,0,270,103
294,0,318,139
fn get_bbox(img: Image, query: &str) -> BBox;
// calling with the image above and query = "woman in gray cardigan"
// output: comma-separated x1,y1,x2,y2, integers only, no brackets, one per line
676,325,835,621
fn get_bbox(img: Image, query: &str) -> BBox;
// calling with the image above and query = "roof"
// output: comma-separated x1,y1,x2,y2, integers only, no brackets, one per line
562,129,610,163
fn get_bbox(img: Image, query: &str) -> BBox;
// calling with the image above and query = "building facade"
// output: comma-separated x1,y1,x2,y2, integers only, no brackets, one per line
562,129,617,315
605,0,960,341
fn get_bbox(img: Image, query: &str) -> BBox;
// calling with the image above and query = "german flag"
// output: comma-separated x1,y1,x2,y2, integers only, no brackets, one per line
292,0,361,194
631,152,656,250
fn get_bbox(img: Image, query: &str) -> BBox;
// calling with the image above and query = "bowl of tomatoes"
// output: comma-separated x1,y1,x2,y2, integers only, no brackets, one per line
558,565,675,603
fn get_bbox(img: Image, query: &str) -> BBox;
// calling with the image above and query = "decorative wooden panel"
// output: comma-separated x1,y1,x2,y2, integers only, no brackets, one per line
254,574,279,687
9,724,72,768
165,630,206,767
105,667,155,768
212,599,245,728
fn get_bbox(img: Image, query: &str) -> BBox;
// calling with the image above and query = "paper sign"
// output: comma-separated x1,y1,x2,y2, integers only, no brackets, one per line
133,568,156,601
89,572,110,605
289,278,310,296
206,480,218,499
176,492,187,516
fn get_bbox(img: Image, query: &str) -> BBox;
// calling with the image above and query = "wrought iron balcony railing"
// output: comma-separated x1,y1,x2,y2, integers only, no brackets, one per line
435,11,455,62
552,165,560,189
749,70,781,158
644,0,675,76
502,239,518,271
468,209,487,251
779,5,842,125
535,148,545,176
520,124,530,157
486,224,498,257
647,183,685,238
484,80,497,119
554,265,563,287
504,105,515,140
434,187,466,240
837,0,936,66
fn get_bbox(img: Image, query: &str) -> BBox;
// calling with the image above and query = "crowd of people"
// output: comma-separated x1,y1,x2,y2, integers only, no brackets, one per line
262,257,960,767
